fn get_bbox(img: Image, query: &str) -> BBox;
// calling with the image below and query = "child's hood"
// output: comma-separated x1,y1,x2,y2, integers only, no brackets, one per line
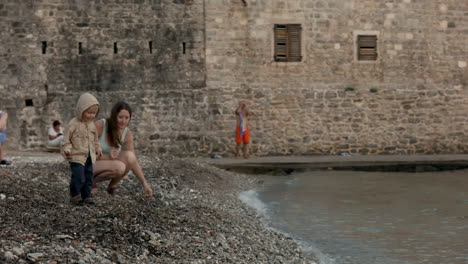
75,93,100,120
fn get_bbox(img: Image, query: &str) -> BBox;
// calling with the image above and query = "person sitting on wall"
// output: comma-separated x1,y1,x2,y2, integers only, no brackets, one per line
47,120,64,151
0,110,11,165
92,101,153,198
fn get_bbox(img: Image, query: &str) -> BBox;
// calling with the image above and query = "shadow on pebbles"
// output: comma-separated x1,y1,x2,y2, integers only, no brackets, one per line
0,155,314,264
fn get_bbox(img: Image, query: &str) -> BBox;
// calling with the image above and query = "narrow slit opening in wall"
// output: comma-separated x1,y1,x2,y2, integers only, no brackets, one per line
25,99,33,107
114,42,118,54
182,42,186,54
78,42,82,54
149,41,153,54
42,41,47,54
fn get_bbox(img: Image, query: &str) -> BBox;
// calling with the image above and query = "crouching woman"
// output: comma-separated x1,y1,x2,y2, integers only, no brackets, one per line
93,102,153,198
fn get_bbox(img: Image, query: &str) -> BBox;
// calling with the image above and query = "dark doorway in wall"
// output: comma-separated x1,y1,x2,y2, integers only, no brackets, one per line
42,41,47,54
25,99,33,107
78,42,82,55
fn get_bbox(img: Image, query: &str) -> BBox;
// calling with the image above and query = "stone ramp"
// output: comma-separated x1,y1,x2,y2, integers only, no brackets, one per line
4,151,468,170
3,151,63,164
201,154,468,170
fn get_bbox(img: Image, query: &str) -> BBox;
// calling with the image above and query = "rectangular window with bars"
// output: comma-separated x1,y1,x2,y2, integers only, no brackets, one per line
357,35,378,61
274,24,302,62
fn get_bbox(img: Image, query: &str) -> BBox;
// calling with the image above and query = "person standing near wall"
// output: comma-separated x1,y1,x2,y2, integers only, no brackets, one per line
235,101,252,159
0,110,11,165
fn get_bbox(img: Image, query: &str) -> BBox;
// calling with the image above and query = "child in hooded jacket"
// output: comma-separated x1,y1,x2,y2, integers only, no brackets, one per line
62,93,102,205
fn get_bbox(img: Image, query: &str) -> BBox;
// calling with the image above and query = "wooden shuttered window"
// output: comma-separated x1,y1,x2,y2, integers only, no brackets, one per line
274,24,302,62
357,35,378,61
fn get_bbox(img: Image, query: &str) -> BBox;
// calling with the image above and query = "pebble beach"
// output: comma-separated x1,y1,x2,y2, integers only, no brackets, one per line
0,152,316,264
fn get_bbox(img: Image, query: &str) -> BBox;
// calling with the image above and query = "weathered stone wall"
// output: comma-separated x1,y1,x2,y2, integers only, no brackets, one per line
0,0,209,154
204,0,468,155
1,0,467,156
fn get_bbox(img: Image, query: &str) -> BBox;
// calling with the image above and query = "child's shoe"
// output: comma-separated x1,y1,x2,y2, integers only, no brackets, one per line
82,198,95,206
70,195,83,206
91,187,98,195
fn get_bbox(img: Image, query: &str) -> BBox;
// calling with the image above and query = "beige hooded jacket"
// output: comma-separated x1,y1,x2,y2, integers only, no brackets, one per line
62,93,101,165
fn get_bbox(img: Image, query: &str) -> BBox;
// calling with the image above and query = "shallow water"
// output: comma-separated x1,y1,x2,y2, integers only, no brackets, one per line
244,169,468,264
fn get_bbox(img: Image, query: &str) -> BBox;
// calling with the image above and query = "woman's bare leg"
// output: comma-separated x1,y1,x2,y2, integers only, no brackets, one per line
93,159,126,185
107,151,146,189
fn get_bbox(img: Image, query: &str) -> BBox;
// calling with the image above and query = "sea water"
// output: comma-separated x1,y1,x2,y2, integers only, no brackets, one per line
239,169,468,264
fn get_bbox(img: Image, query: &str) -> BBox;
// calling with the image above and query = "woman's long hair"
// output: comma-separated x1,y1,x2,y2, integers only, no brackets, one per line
106,102,132,147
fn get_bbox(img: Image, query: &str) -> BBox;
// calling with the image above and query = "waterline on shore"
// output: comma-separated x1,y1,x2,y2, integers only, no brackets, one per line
239,190,268,216
239,189,328,264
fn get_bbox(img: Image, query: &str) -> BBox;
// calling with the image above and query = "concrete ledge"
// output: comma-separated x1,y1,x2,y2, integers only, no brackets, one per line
202,154,468,170
46,146,61,152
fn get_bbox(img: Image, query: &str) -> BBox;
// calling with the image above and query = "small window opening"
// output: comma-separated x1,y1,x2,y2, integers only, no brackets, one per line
25,99,34,107
114,42,118,54
357,35,377,61
41,41,47,54
149,41,153,54
182,42,186,54
274,24,302,62
78,42,82,55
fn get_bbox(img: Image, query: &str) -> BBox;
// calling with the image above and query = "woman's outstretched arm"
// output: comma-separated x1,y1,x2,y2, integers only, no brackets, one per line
122,130,153,198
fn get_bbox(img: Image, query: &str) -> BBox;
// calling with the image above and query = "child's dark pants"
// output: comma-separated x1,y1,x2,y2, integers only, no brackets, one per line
69,156,93,199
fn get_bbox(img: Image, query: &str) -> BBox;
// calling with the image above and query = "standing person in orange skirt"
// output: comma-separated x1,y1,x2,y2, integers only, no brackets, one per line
235,101,252,159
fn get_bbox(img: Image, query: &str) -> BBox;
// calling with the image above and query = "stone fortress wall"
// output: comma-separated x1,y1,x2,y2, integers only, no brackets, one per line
0,0,467,156
0,0,208,154
204,0,468,155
